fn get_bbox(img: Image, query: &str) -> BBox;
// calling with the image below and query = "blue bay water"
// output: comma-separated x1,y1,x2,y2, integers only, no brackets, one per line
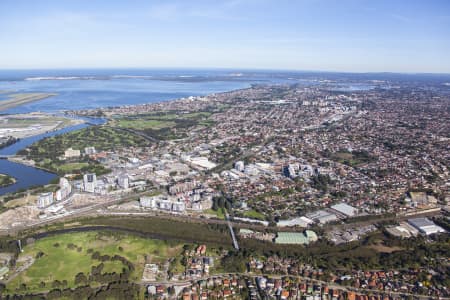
0,160,57,196
0,69,295,114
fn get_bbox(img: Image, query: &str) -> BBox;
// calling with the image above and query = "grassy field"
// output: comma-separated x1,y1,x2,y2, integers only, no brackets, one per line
110,111,214,140
243,209,266,220
329,150,375,167
57,162,90,173
114,119,176,130
6,231,184,294
204,208,226,220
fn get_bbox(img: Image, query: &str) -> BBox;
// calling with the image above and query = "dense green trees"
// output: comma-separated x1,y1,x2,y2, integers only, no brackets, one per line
80,216,232,246
221,251,247,273
74,272,88,285
310,174,333,191
211,195,234,211
3,281,140,300
0,174,15,188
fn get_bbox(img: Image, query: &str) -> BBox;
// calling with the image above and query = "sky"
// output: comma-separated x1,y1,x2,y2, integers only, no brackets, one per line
0,0,449,73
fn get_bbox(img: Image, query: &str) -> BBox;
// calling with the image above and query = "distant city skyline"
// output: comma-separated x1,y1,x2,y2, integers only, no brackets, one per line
1,0,449,73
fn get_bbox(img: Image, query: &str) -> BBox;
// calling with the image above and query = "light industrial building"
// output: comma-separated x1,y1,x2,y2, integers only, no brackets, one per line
330,203,357,217
275,230,318,245
407,218,445,235
277,216,314,227
307,210,339,224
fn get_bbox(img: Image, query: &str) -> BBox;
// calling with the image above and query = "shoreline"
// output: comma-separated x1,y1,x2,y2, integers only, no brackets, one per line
70,85,253,117
0,93,57,112
6,156,56,174
0,173,16,188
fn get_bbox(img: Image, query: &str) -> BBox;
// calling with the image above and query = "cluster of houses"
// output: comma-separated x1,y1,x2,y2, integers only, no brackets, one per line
248,255,450,298
335,269,449,298
147,276,245,299
184,245,214,280
256,276,399,300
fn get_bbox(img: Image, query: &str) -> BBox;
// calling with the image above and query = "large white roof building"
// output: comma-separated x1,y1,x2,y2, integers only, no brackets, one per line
331,203,357,217
408,218,445,235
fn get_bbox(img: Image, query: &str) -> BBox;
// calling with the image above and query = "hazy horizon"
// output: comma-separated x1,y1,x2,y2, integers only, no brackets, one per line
1,67,450,76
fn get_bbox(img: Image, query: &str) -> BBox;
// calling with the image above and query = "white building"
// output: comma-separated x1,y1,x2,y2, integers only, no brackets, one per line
84,146,96,155
188,157,217,170
55,177,72,201
140,196,158,209
37,192,54,208
234,161,245,172
285,163,314,179
83,173,97,193
140,195,186,212
169,181,197,195
117,174,129,189
172,201,186,212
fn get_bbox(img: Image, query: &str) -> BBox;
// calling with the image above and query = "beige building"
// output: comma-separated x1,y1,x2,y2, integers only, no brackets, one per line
64,147,81,159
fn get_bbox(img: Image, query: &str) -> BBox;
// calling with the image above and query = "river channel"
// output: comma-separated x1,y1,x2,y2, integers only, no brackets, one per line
0,117,104,196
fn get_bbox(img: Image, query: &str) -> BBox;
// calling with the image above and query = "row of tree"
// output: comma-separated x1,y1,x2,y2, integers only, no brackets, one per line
1,281,141,300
